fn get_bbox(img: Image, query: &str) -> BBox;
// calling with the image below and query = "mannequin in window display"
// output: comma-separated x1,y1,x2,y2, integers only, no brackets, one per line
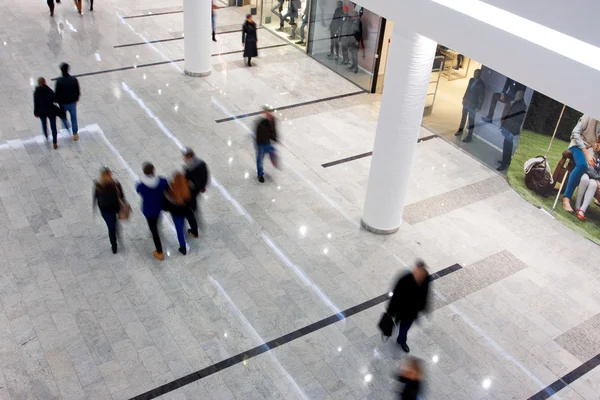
295,1,310,45
496,90,526,171
327,1,344,60
455,69,486,143
272,0,286,30
482,78,526,123
340,6,353,65
346,11,361,73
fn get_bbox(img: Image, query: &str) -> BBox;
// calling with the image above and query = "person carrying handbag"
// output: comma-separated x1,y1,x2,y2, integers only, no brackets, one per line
93,167,126,254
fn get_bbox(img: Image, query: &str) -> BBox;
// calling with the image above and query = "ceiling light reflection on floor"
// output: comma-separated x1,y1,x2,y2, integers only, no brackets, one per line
299,225,307,236
482,378,491,389
364,374,372,383
432,355,439,363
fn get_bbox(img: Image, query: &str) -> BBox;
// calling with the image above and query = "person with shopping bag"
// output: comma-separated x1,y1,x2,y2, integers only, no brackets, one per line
386,260,430,353
93,167,128,254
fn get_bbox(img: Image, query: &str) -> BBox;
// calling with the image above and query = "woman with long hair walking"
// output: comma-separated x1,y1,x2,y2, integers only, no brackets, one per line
164,172,192,255
93,167,125,254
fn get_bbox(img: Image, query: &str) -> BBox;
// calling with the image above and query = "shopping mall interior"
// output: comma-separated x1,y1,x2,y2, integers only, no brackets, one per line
1,0,600,399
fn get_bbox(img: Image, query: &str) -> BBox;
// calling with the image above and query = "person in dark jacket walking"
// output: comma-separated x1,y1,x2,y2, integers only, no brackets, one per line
94,167,125,254
455,69,486,143
387,260,430,353
136,163,169,260
242,14,258,67
497,90,527,171
327,1,344,60
255,107,279,183
395,357,423,400
55,63,80,141
164,172,192,255
33,78,59,149
182,148,209,238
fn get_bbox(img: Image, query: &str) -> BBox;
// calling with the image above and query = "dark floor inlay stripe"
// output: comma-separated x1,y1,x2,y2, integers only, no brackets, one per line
214,91,365,123
321,135,438,168
52,44,288,80
527,353,600,399
114,28,260,48
321,151,372,168
123,10,183,19
128,263,462,400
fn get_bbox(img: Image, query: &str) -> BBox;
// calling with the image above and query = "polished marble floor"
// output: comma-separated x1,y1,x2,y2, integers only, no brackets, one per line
1,0,600,399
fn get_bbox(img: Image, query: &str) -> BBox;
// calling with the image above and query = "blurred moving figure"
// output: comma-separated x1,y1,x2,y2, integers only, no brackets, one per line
182,147,209,238
396,357,423,400
255,106,279,183
33,77,59,149
455,68,485,143
387,260,430,353
93,167,125,254
164,172,192,255
136,163,169,260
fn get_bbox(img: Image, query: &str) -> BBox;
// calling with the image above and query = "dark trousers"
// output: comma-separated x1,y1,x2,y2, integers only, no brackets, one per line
47,0,54,13
185,208,198,236
101,211,118,249
172,215,186,248
40,115,58,144
456,53,464,68
500,128,515,167
146,217,163,253
397,319,414,345
330,33,339,55
458,105,476,135
486,92,512,119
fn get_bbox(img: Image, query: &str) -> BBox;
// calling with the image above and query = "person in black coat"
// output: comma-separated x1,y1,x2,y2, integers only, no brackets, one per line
93,167,125,254
242,14,258,67
455,69,486,143
182,147,209,238
327,1,344,60
255,107,279,183
387,260,430,353
497,90,527,171
33,77,60,149
55,62,81,141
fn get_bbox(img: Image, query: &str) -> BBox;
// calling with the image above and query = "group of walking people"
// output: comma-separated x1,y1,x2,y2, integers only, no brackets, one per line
46,0,93,16
33,63,80,149
93,148,209,258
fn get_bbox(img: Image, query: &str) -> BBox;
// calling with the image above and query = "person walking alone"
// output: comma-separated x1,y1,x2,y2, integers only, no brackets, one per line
136,163,169,260
182,148,208,238
164,172,192,255
242,14,258,67
387,260,430,353
255,106,279,183
55,63,81,141
94,167,125,254
33,77,60,149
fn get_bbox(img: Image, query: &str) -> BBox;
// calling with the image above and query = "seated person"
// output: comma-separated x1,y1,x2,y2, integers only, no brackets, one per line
575,147,600,221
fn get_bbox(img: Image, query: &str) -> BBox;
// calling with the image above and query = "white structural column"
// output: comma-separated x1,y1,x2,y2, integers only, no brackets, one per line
361,27,437,234
184,0,212,76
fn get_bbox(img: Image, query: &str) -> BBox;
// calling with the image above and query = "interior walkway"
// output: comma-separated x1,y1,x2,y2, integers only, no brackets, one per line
1,0,600,399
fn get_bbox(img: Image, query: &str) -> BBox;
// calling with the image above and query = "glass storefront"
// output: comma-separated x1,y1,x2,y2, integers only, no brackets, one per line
259,0,385,92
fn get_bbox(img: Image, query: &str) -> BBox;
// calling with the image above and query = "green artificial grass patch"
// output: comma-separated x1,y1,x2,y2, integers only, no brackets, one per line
507,129,600,245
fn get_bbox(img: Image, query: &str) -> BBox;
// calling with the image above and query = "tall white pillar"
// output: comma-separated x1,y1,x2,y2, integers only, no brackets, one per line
184,0,212,77
361,28,436,234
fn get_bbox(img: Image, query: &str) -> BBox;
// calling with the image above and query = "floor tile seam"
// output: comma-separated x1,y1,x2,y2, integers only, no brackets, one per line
126,263,463,399
49,43,290,81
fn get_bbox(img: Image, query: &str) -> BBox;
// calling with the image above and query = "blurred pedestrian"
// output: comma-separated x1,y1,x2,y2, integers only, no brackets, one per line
395,357,423,400
55,63,81,141
33,77,59,149
255,106,279,183
47,0,55,16
89,0,93,11
387,260,430,353
182,147,209,238
242,14,258,67
212,0,217,41
137,163,169,260
164,172,192,255
94,167,125,254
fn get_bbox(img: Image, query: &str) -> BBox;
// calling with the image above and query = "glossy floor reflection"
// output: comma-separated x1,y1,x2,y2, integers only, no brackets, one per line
1,0,600,399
